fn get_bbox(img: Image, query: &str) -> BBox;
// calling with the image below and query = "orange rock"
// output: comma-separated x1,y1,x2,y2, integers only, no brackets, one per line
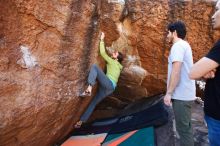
0,0,218,145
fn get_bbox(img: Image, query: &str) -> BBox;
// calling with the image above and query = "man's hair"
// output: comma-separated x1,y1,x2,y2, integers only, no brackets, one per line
167,21,186,39
117,52,123,63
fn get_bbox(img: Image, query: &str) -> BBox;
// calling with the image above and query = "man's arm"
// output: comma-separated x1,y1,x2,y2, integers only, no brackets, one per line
189,57,219,80
164,62,182,106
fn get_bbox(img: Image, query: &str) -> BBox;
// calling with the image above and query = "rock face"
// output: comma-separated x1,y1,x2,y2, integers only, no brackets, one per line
0,0,218,145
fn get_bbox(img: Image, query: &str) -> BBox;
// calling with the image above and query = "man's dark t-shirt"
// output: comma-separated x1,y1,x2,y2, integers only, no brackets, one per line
204,40,220,120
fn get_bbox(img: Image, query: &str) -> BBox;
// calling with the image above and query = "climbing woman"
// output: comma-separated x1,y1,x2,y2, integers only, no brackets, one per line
75,32,124,128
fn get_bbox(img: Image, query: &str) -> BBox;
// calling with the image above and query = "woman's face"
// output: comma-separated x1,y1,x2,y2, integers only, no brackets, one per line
112,51,119,59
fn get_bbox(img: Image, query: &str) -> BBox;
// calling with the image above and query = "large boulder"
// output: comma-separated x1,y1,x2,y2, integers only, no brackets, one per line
0,0,218,145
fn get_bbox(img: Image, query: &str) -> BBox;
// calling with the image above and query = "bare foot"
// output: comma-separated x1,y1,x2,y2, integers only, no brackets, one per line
79,90,91,97
74,121,83,128
87,85,92,93
79,85,92,97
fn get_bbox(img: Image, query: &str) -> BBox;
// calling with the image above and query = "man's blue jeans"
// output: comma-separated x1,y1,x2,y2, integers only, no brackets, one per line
205,115,220,146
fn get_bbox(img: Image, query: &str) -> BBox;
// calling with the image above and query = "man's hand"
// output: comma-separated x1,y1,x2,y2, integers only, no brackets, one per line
164,93,172,106
189,57,219,80
100,32,105,40
203,69,216,79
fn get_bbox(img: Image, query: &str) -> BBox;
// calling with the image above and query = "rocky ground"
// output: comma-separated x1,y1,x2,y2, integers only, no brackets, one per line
192,101,208,146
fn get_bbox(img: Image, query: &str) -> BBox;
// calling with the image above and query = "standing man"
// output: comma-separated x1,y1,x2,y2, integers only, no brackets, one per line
189,1,220,145
164,21,196,146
